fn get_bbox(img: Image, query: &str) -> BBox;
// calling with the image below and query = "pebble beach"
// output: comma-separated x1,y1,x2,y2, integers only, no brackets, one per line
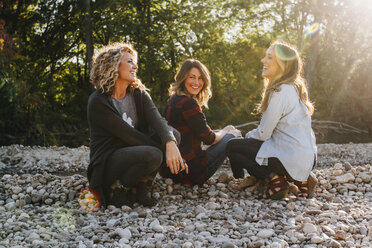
0,143,371,248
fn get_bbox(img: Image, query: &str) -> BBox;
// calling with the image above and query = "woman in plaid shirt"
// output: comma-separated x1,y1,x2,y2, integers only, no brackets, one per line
160,59,240,185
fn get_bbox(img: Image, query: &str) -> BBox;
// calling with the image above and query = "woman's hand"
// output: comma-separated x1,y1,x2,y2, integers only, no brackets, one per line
212,125,240,145
223,125,241,137
223,125,236,132
166,140,189,174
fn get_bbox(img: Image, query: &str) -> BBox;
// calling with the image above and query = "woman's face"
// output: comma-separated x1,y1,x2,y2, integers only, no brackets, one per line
184,67,204,97
261,45,280,81
117,52,138,85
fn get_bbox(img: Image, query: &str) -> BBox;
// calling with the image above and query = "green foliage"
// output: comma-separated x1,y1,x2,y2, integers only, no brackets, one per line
0,0,371,146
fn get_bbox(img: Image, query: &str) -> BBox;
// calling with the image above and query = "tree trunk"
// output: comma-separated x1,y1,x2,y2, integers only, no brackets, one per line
84,0,93,78
305,31,319,89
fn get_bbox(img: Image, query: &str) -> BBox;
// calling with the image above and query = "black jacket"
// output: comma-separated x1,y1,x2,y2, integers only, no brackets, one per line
87,89,176,207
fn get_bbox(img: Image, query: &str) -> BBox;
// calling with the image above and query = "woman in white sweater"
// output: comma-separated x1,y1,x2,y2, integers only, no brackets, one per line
226,41,317,199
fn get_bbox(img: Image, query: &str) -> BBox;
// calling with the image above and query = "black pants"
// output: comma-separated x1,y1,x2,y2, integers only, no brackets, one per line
104,129,180,189
104,145,163,190
226,138,289,180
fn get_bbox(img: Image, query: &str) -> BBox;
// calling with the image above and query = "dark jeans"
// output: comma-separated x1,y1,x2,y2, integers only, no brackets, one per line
104,129,181,189
205,133,235,179
226,138,289,180
104,146,163,189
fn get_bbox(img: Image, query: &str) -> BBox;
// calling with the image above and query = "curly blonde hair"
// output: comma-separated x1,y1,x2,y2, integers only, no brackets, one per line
168,59,212,108
259,41,314,115
90,42,147,95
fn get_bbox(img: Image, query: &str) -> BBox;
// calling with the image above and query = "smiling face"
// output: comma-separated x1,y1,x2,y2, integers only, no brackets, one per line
117,52,138,86
184,67,204,97
261,45,280,81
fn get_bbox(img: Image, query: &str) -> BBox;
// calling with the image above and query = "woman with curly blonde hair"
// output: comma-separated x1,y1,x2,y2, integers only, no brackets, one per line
87,43,186,208
226,41,317,199
160,59,240,185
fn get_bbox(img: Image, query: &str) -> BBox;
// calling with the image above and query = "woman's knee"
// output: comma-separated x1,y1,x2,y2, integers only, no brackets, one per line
226,138,242,155
145,147,163,167
223,133,235,144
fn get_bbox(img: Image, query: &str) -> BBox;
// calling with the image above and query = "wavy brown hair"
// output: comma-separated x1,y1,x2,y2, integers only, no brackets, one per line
90,42,147,95
258,41,314,115
168,59,212,108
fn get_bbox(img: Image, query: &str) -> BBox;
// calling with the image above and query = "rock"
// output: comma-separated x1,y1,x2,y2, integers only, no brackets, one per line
31,193,42,203
185,224,195,232
119,238,129,244
106,219,118,227
32,240,44,246
343,162,352,170
0,144,371,247
153,192,160,200
78,241,87,248
29,232,40,241
322,225,336,236
335,173,355,184
303,223,317,233
249,240,265,248
24,195,31,204
116,228,132,239
68,191,76,201
257,229,275,238
4,202,15,210
11,186,23,194
18,212,30,221
359,172,371,183
195,206,207,215
205,202,219,210
167,186,173,194
222,241,235,248
270,242,282,248
195,223,207,231
150,219,164,233
149,219,160,227
333,169,343,176
334,163,343,169
311,236,324,244
129,211,139,219
152,225,164,233
154,233,165,241
334,230,347,240
165,178,173,185
286,202,296,210
327,239,341,248
182,241,194,248
359,225,367,235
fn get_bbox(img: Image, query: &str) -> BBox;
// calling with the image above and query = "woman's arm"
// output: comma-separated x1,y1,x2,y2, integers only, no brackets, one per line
181,98,216,145
141,92,187,174
212,125,239,144
142,91,177,145
245,91,285,141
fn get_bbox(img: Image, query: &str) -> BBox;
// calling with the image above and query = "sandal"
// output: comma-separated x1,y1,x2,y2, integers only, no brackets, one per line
264,175,289,200
294,174,317,198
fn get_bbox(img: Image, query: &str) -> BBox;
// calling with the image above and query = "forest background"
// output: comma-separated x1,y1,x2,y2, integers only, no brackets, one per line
0,0,371,147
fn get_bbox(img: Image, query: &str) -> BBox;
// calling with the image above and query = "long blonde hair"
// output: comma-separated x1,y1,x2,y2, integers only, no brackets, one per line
168,59,212,108
258,41,314,115
90,42,147,95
